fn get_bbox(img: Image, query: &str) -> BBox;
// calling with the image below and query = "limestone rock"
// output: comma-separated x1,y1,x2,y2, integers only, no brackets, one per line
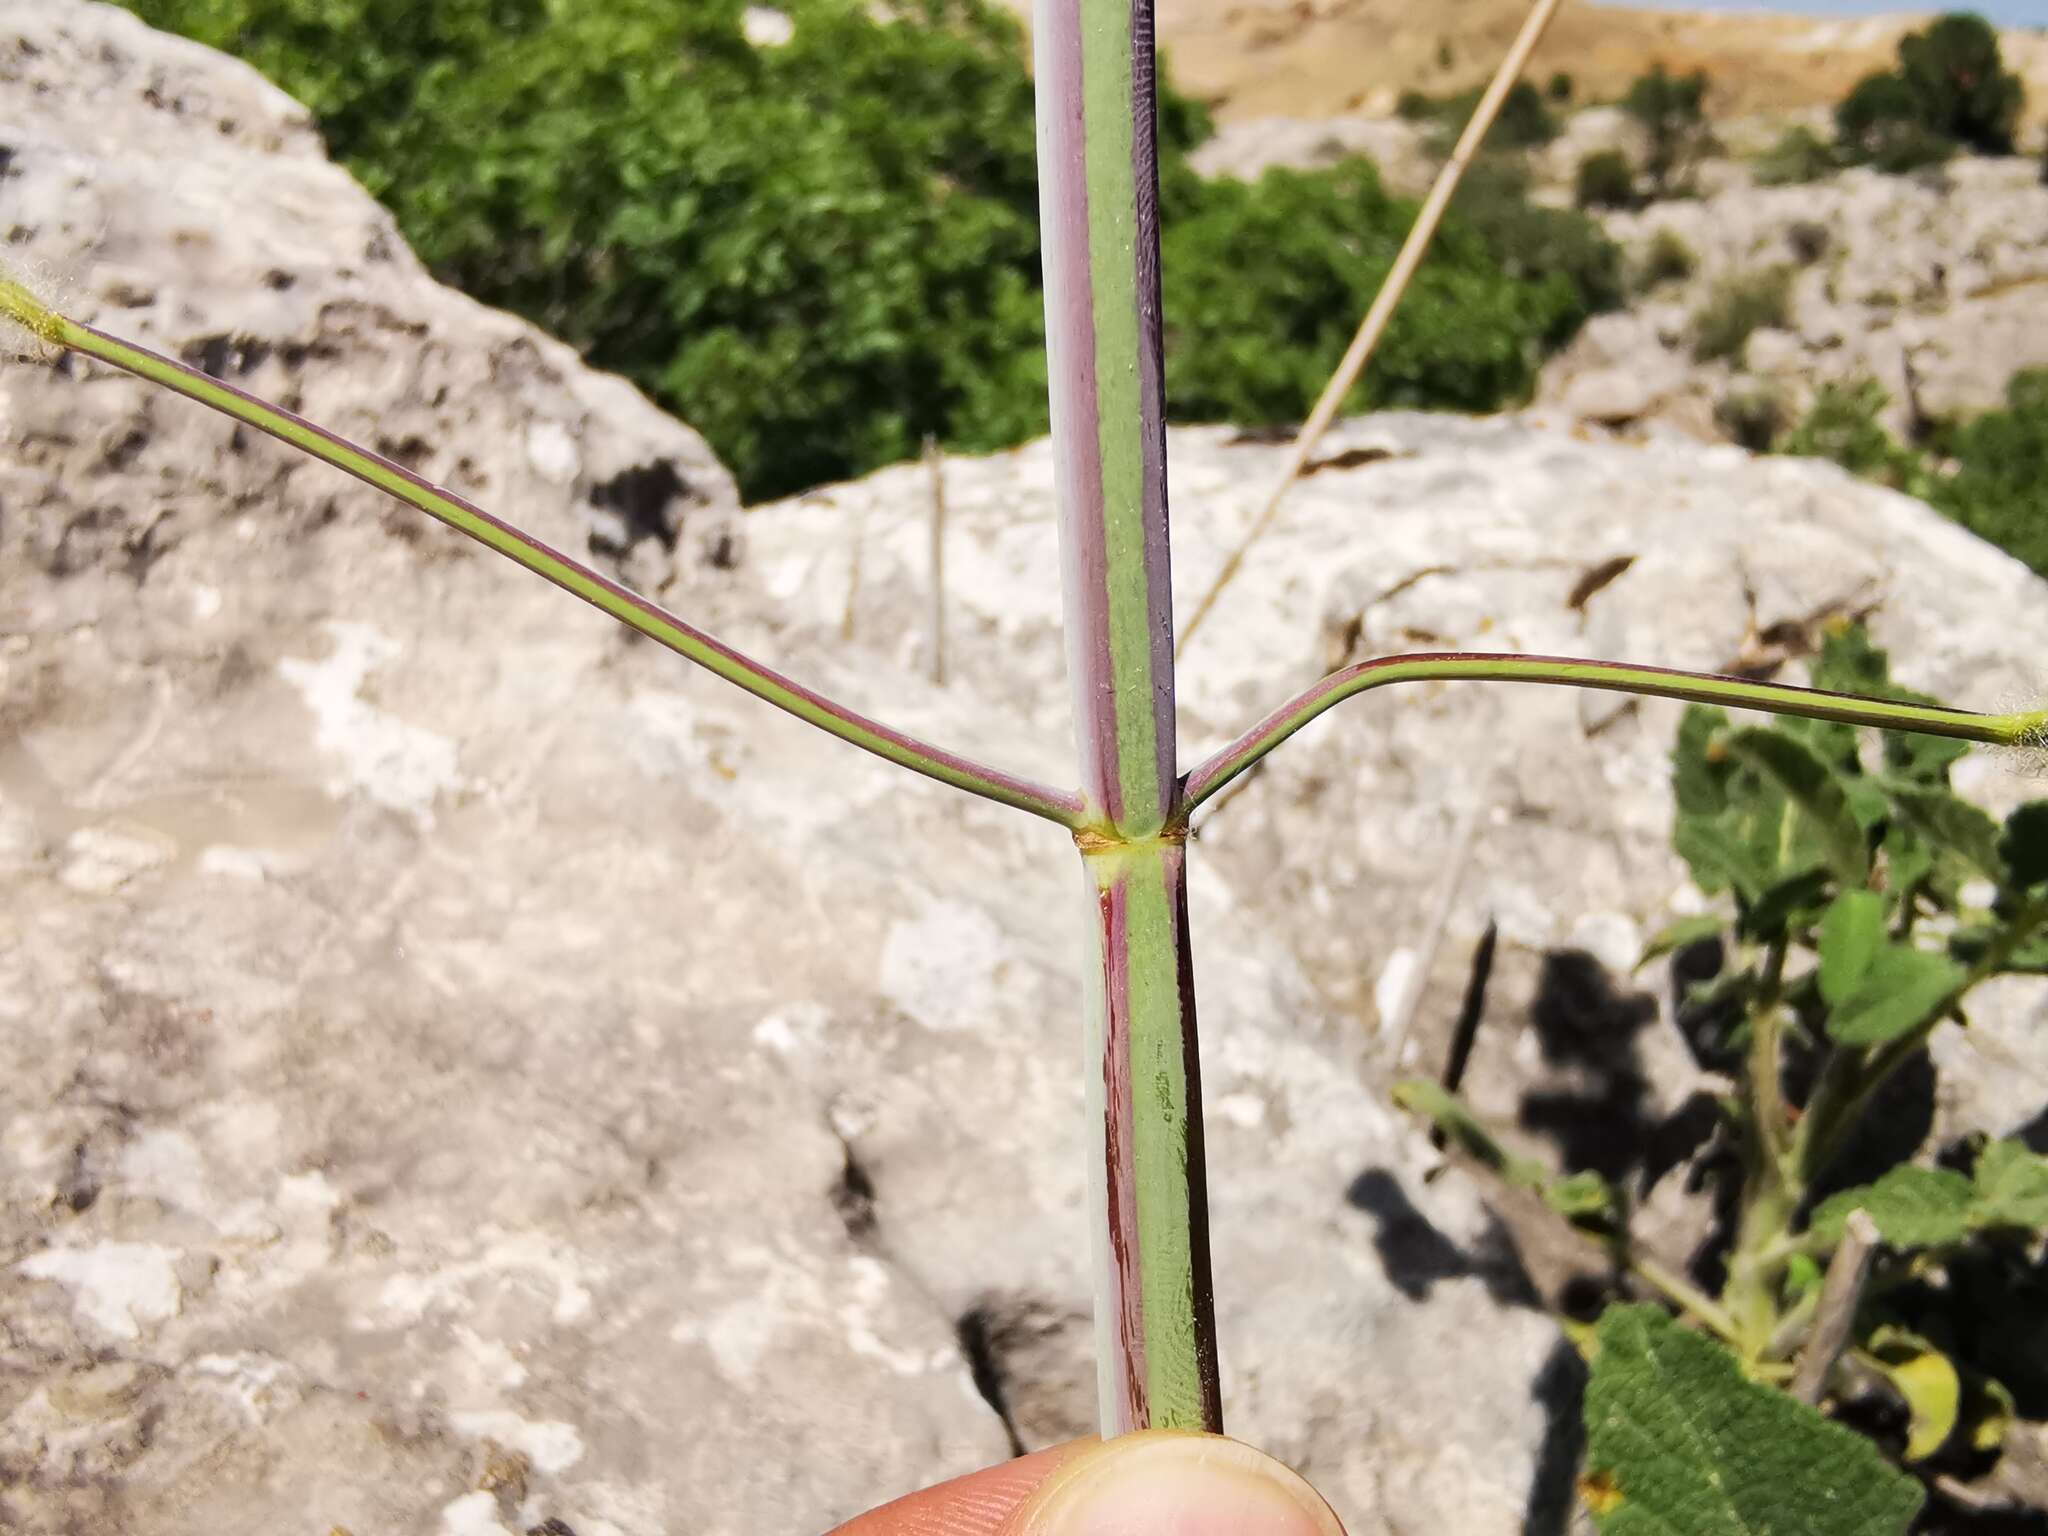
1540,157,2048,442
1190,114,1435,196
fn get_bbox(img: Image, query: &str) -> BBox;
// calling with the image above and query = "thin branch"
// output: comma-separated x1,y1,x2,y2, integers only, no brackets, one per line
1790,1209,1879,1404
24,305,1083,829
924,434,947,687
1180,651,2038,817
1383,798,1487,1067
1173,0,1567,656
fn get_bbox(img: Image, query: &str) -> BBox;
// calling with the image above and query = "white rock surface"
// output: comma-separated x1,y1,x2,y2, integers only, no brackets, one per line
1541,156,2048,439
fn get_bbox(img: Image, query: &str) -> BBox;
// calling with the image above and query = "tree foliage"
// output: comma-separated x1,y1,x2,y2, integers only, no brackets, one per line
1837,12,2024,169
1159,159,1614,430
124,0,1614,500
1622,65,1711,196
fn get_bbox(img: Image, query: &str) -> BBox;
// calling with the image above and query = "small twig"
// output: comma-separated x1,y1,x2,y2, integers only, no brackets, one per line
1441,918,1498,1096
1174,0,1567,656
1430,917,1498,1150
1790,1209,1879,1404
1384,799,1487,1068
924,434,946,687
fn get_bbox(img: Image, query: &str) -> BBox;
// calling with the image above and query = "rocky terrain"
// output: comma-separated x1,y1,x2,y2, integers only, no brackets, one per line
1538,152,2048,443
1137,0,2048,128
1193,100,2048,452
4,5,2048,1536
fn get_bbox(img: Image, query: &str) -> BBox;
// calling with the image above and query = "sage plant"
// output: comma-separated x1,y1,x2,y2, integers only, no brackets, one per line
3,0,2044,1445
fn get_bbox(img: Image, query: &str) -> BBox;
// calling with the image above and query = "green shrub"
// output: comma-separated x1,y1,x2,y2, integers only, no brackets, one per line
1160,159,1612,426
1932,369,2048,577
1575,148,1638,210
1773,379,1931,494
1623,65,1712,195
1398,80,1559,149
1836,13,2023,170
1546,70,1574,103
122,0,1609,501
1753,125,1838,186
1634,227,1697,290
1691,267,1793,362
1715,381,1787,450
1447,157,1623,337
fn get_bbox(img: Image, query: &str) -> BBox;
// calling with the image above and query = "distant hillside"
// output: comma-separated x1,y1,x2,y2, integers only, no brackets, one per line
1128,0,2048,126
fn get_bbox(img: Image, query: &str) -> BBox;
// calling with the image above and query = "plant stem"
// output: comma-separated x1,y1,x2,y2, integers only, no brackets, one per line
1079,838,1221,1431
1173,0,1567,655
1035,0,1221,1432
1790,1209,1879,1404
1724,938,1799,1361
18,308,1084,828
1634,1255,1743,1344
1180,651,2038,816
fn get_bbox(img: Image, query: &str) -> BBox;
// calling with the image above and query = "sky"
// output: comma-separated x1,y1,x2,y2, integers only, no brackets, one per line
1590,0,2043,24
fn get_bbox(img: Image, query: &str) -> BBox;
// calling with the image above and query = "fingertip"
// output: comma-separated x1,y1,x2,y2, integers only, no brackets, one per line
831,1441,1098,1536
1003,1433,1345,1536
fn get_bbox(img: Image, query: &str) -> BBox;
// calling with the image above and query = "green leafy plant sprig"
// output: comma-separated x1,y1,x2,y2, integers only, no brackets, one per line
1399,624,2048,1531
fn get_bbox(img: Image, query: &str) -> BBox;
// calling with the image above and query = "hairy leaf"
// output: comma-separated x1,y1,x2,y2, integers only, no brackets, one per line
1973,1138,2048,1229
1889,785,2003,880
1672,705,1734,817
1637,913,1725,970
1825,944,1963,1045
1722,728,1868,887
1817,890,1885,1004
1582,1304,1923,1535
1812,1164,1975,1247
1739,867,1832,943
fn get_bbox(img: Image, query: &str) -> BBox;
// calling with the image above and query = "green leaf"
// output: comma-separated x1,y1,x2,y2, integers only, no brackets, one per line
1972,1138,2048,1230
1739,866,1833,942
1825,943,1964,1045
1547,1169,1619,1227
1675,815,1773,901
1392,1080,1548,1189
1636,913,1725,971
1889,785,2004,880
2000,802,2048,889
1722,728,1868,887
1672,705,1733,817
1816,890,1885,1004
1863,1327,1961,1462
1582,1304,1923,1536
1812,1164,1975,1247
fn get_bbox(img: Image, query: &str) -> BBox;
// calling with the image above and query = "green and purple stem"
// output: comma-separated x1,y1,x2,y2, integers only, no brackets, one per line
1035,0,1222,1433
19,303,1082,829
1181,652,2043,817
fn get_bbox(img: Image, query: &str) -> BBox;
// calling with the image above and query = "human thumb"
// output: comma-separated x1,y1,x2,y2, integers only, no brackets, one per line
997,1432,1344,1536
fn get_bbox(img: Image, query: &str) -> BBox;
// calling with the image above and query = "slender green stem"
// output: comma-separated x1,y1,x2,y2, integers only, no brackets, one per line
1750,939,1792,1174
14,299,1083,829
1034,0,1219,1434
1635,1256,1743,1344
1181,651,2040,816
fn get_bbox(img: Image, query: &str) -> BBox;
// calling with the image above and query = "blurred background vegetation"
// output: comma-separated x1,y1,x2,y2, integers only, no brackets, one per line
122,0,1620,501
